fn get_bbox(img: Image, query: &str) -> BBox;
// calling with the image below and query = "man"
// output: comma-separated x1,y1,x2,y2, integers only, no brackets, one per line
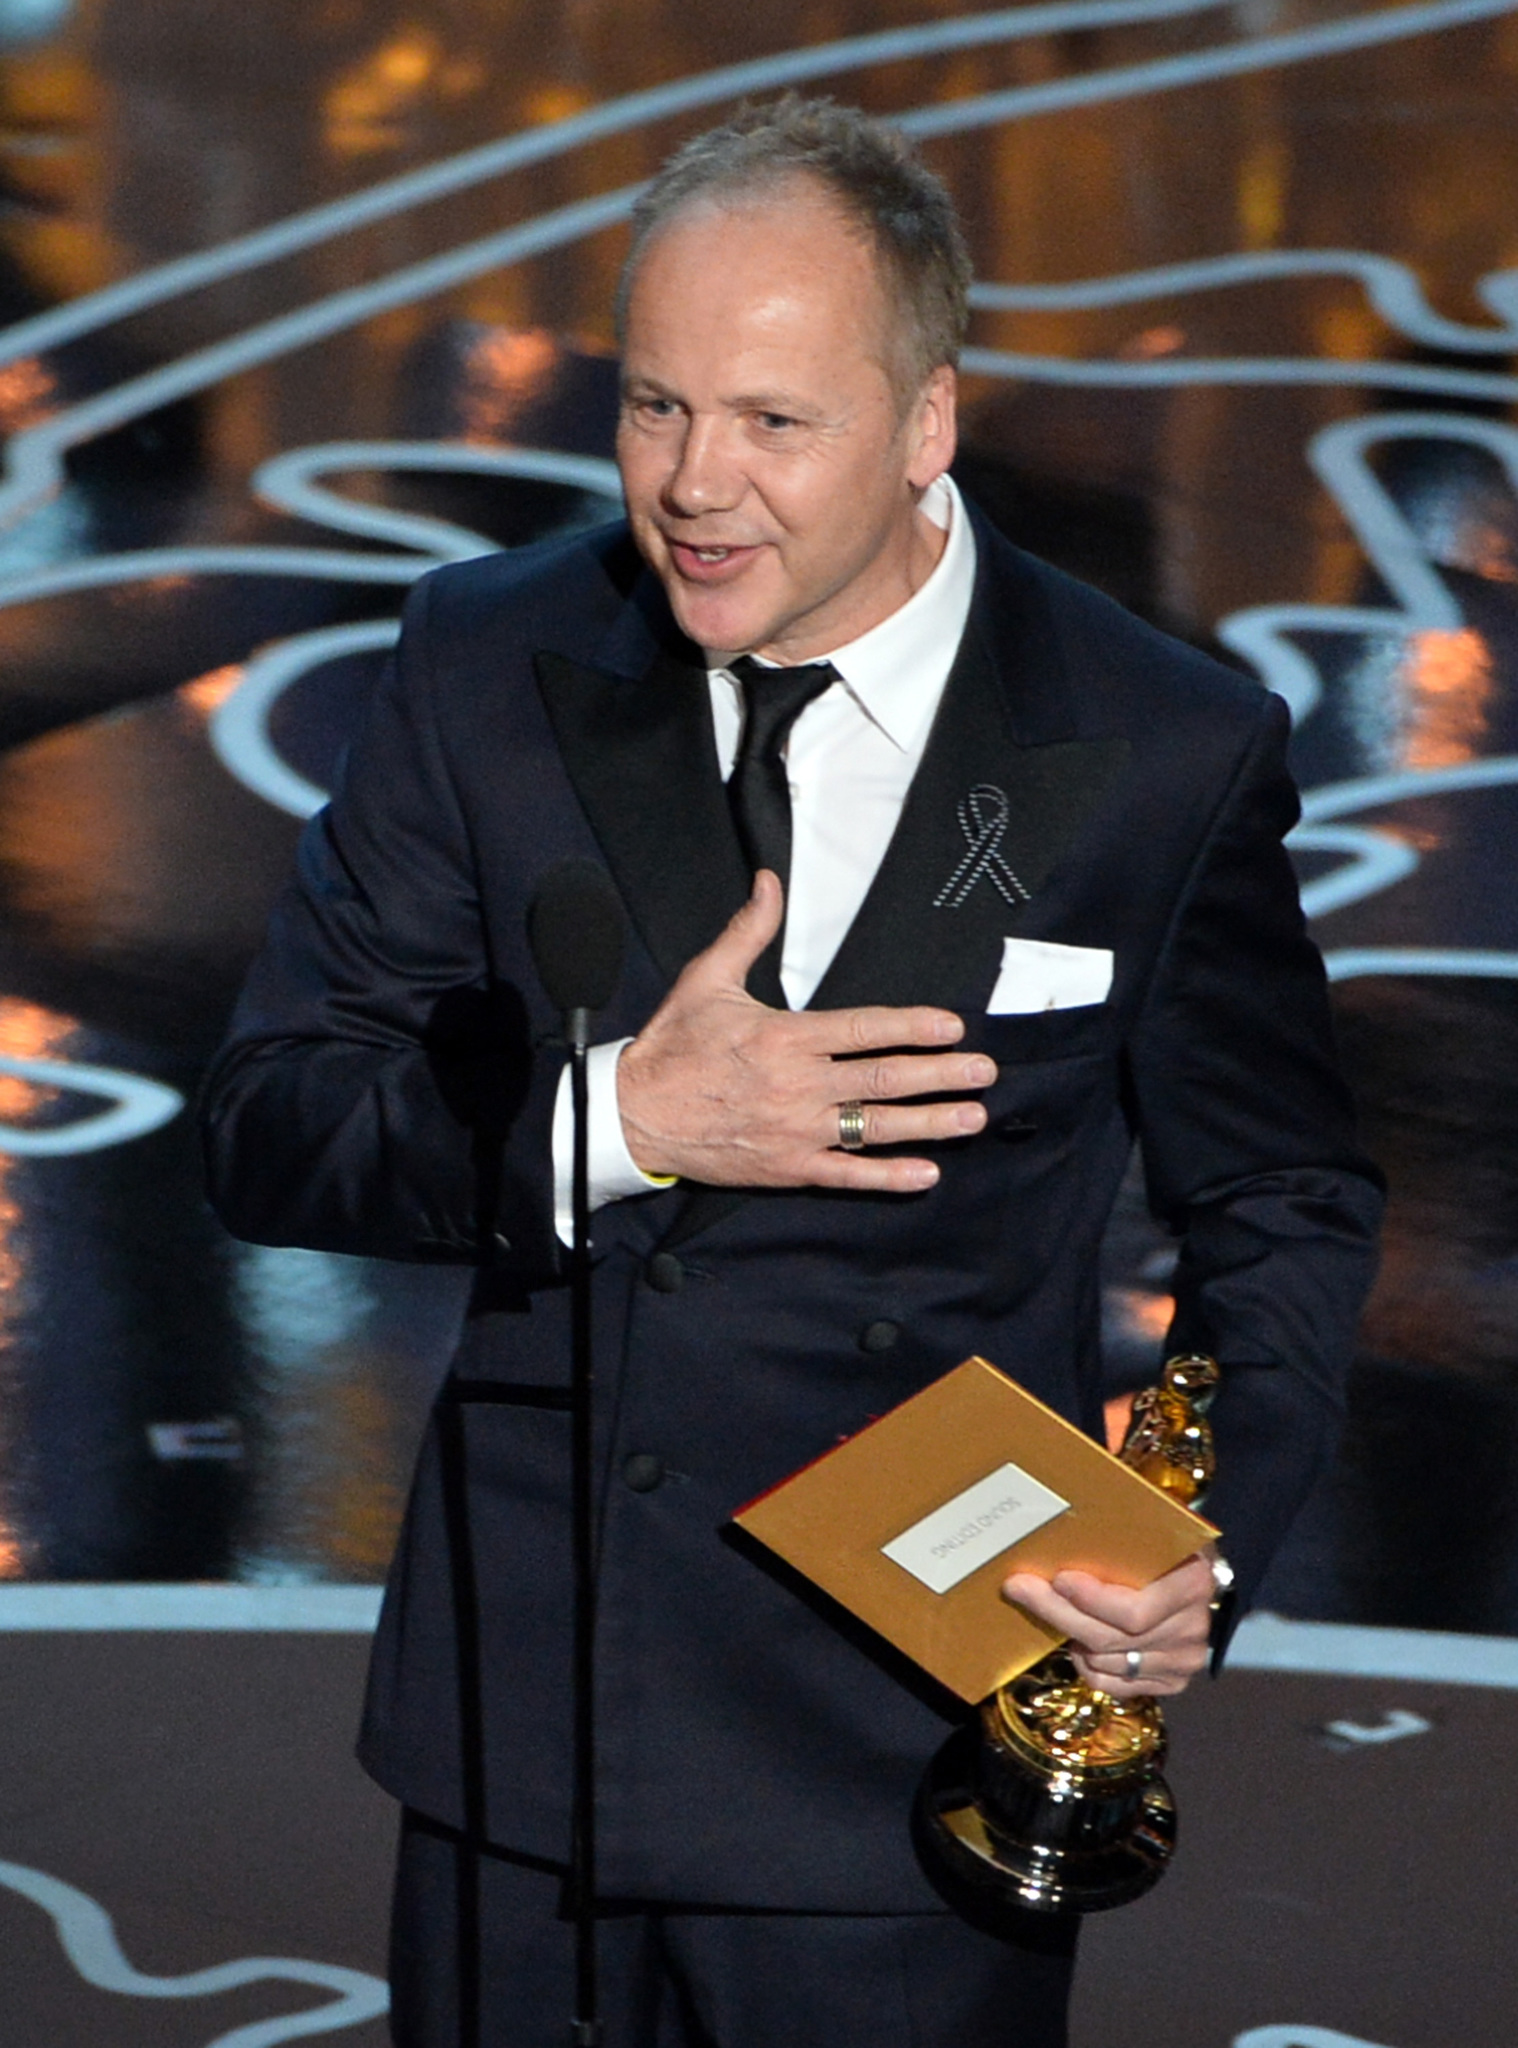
203,99,1382,2047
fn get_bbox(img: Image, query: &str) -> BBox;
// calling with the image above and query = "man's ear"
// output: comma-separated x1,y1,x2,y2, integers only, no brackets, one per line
905,364,958,490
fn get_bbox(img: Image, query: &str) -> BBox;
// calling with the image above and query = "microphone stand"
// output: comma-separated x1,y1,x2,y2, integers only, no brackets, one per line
527,857,624,2047
566,1000,602,2048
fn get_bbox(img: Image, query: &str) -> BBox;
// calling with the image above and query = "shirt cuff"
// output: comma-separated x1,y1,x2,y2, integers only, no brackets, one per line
553,1038,678,1245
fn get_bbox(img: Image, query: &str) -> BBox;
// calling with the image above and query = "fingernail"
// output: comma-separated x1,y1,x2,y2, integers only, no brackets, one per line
955,1103,986,1131
966,1057,996,1084
932,1013,964,1042
907,1162,939,1188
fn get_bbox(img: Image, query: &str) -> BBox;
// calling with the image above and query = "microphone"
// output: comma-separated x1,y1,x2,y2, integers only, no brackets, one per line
526,855,626,2048
527,857,626,1049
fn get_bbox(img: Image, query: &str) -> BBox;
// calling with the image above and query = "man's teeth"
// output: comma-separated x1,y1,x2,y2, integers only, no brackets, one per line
694,547,732,561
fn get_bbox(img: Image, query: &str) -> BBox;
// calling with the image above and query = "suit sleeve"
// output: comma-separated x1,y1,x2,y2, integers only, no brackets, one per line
200,573,563,1282
1124,691,1384,1622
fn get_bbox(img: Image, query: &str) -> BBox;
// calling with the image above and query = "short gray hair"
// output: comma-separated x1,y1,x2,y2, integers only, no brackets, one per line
616,95,972,400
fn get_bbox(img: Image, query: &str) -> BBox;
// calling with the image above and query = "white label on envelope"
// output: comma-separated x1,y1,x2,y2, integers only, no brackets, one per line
881,1462,1070,1595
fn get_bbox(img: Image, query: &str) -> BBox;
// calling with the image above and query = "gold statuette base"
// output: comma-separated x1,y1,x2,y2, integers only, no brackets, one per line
916,1656,1177,1917
916,1355,1220,1921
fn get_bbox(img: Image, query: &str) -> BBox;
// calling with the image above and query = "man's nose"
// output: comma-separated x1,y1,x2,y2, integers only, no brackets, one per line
663,417,743,514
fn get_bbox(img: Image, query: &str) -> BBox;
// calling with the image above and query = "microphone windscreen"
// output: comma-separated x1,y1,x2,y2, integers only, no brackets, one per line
527,858,626,1016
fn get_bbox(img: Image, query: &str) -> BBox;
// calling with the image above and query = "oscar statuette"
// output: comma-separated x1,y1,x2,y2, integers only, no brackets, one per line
916,1353,1221,1919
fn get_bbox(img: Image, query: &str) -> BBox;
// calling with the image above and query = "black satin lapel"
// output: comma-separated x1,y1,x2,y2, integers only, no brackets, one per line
536,647,772,997
537,643,779,1259
810,615,1129,1013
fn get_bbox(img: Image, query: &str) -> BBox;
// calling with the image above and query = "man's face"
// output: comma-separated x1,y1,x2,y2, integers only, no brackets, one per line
616,184,957,664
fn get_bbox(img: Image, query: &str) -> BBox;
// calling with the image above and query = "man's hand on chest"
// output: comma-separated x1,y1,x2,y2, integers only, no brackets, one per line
615,869,998,1192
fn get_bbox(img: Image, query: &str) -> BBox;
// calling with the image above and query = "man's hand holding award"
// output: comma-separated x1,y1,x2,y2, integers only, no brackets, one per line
736,1352,1223,1919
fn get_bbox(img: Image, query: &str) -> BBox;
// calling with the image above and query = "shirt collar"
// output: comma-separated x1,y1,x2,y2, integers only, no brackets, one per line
707,473,977,752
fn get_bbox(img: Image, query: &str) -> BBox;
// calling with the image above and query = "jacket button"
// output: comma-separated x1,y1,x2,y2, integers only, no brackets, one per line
622,1453,665,1493
859,1319,901,1354
646,1252,684,1293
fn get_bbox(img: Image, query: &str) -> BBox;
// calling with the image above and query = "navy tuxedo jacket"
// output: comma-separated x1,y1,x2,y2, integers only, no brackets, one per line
203,507,1382,1910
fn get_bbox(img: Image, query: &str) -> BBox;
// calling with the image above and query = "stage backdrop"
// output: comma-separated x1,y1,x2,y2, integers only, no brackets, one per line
0,0,1513,1641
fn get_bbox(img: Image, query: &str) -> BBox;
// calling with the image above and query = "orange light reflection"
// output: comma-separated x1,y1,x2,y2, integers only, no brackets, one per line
1104,1393,1136,1455
0,996,75,1128
0,999,76,1577
1109,1289,1176,1343
1400,627,1494,768
324,29,442,157
526,85,592,127
460,327,562,442
179,664,244,719
1119,325,1186,361
0,357,57,433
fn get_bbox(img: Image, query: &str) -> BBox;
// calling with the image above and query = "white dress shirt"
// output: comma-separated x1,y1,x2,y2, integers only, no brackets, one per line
553,474,978,1239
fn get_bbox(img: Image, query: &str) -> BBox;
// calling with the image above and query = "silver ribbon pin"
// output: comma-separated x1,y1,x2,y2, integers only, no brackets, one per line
933,784,1030,909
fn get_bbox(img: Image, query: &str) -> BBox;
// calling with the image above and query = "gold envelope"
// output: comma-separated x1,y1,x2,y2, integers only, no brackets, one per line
733,1355,1219,1705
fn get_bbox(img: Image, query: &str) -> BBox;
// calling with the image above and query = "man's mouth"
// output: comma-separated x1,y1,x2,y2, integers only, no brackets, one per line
667,538,761,579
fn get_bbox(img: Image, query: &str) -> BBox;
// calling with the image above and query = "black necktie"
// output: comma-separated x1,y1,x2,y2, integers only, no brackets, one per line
726,655,838,893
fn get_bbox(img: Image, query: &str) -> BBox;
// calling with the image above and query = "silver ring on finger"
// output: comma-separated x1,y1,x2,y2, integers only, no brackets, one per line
837,1099,867,1151
1124,1648,1143,1679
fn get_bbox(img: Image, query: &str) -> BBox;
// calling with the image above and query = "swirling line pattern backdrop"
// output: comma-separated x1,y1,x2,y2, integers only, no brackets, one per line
0,0,1514,1622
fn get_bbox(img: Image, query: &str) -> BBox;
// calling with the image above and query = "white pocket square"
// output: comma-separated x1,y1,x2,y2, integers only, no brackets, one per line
988,938,1113,1014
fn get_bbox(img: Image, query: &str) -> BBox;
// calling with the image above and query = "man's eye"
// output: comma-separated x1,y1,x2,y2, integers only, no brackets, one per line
756,413,795,432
